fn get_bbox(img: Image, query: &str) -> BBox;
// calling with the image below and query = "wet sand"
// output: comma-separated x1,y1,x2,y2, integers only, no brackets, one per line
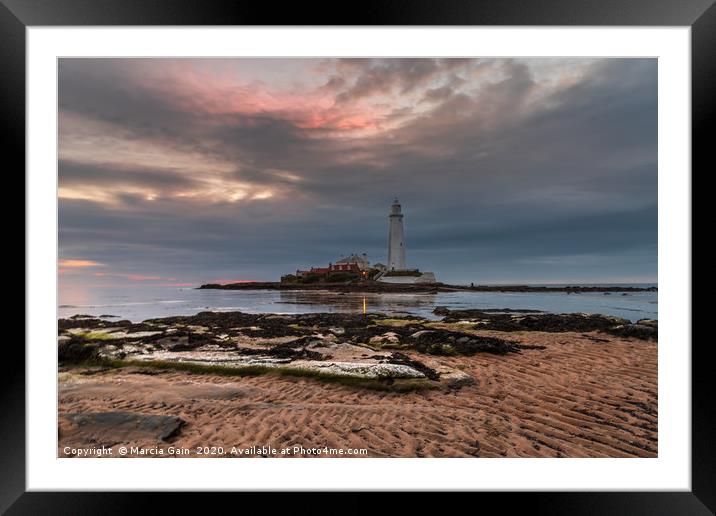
58,329,657,458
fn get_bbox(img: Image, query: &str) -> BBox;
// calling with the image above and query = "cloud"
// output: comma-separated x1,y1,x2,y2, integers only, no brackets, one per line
59,259,103,268
58,57,657,285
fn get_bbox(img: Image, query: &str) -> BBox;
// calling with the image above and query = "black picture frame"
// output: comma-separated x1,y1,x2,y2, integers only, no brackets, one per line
4,0,709,513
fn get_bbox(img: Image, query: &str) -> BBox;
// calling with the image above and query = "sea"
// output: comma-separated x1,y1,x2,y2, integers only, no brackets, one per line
58,283,658,323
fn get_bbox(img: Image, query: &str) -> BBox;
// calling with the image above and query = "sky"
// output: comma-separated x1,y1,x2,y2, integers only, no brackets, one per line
58,57,657,288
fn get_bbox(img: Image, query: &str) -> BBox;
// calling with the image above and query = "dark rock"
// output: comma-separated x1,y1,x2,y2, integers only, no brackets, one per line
432,308,546,320
234,337,325,361
387,352,440,381
433,308,657,341
408,328,522,355
58,316,132,332
58,337,100,363
61,412,185,443
58,310,536,363
410,330,436,339
605,321,658,340
154,334,199,352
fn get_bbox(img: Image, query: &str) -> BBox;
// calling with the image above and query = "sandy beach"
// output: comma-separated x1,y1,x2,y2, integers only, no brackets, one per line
59,324,657,458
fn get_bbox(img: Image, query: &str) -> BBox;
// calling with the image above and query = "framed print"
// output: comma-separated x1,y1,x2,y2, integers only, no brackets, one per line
5,0,710,512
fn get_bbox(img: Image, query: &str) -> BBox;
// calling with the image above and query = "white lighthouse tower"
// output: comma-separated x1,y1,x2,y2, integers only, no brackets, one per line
388,197,406,271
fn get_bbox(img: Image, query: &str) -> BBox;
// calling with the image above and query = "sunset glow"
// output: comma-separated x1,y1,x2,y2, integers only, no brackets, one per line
59,58,657,287
59,259,103,268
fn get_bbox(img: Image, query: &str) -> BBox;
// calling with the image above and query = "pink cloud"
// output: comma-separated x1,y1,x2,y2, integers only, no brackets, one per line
59,259,103,268
59,259,104,276
124,60,392,135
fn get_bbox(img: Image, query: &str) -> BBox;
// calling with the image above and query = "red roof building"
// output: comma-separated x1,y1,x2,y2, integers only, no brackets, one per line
329,263,361,273
295,256,368,277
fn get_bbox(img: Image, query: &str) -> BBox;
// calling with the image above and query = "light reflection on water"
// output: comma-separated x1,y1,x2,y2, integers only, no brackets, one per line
58,284,658,323
275,290,439,316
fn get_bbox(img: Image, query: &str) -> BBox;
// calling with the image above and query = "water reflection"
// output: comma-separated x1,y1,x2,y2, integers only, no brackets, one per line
276,290,438,316
57,285,657,323
59,283,93,309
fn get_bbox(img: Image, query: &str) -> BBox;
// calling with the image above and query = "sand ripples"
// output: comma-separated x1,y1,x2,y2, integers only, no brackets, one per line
59,331,657,458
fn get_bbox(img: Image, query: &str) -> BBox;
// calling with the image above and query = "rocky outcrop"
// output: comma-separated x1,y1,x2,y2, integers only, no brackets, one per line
57,313,481,389
287,361,428,380
409,329,532,355
60,412,185,445
606,319,658,340
432,308,657,340
57,308,656,390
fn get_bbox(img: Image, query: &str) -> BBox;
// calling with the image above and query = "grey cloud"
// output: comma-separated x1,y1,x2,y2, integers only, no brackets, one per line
334,58,471,104
422,85,454,103
58,58,657,284
59,160,200,190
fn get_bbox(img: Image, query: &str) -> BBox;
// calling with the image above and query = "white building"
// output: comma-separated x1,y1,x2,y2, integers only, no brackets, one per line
380,198,437,284
387,197,406,271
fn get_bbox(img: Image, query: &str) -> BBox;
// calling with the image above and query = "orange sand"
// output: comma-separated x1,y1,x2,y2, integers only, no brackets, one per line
58,330,657,458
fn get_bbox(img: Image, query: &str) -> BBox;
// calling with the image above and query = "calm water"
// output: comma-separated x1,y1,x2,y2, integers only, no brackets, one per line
59,284,658,322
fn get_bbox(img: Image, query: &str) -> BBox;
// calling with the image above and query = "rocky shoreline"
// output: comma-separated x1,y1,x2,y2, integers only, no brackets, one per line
432,307,658,340
59,309,656,390
58,308,658,458
197,280,657,294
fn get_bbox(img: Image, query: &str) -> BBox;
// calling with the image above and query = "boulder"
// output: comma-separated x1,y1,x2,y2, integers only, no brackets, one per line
369,332,401,345
60,411,185,444
290,360,426,380
410,330,435,339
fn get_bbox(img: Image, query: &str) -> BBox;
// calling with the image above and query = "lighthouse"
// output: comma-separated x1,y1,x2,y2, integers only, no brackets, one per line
388,197,406,271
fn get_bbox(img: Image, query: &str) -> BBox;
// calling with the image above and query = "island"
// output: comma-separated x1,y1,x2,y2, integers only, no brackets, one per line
198,280,657,294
